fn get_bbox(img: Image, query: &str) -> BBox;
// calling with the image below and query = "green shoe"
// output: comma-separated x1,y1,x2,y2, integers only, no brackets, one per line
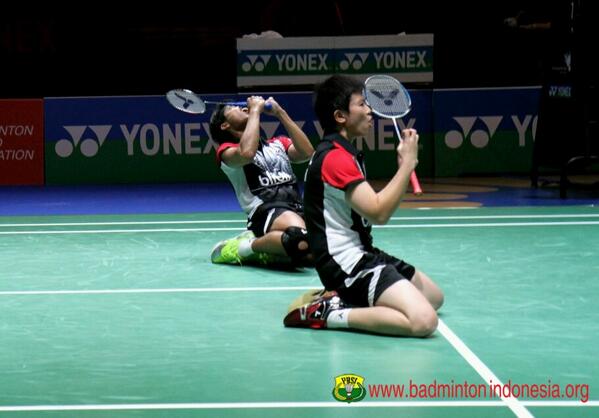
210,230,255,264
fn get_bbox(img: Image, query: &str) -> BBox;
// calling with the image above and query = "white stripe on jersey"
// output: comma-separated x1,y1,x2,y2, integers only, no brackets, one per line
220,161,264,215
323,183,365,273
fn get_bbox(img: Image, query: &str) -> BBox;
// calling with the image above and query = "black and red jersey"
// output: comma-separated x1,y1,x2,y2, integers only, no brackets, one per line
304,133,374,290
216,136,302,217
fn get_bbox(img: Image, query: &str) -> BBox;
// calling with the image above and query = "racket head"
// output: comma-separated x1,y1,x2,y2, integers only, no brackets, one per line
363,75,411,119
166,89,206,114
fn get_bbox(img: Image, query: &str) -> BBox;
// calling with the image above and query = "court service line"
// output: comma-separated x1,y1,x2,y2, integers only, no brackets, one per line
437,319,533,418
2,220,599,235
0,400,595,412
0,286,316,297
1,213,598,228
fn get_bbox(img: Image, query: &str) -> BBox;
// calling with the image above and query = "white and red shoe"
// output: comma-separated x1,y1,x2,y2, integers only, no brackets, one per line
284,293,345,329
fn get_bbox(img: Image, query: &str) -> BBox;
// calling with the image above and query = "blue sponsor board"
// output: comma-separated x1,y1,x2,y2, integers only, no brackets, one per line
44,87,537,184
433,87,541,176
44,91,434,184
45,95,236,184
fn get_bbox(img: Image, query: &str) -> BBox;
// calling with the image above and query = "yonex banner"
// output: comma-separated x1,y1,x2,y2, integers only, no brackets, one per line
433,87,541,176
237,34,433,87
43,87,538,185
44,95,226,185
0,99,44,185
43,91,433,185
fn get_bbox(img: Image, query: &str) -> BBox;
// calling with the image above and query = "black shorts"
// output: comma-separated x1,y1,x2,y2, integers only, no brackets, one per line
336,249,416,307
247,203,304,237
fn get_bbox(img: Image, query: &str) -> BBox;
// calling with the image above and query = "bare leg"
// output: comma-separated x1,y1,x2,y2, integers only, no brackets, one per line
252,210,308,256
346,280,438,337
410,270,444,310
251,230,286,255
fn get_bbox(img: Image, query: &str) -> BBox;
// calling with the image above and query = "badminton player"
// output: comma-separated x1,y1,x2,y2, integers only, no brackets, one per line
209,95,314,267
285,75,443,336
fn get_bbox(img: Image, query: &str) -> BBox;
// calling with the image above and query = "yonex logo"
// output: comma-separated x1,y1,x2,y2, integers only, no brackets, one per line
444,116,502,149
339,53,369,71
241,55,272,72
369,88,400,106
373,50,428,70
241,52,329,73
55,125,111,157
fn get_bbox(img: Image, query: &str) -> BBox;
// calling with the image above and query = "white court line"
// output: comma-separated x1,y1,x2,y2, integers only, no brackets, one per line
391,214,599,221
437,319,533,418
0,227,243,235
0,286,316,296
0,219,246,227
377,221,599,228
0,400,595,412
1,287,594,415
1,213,598,228
2,221,599,235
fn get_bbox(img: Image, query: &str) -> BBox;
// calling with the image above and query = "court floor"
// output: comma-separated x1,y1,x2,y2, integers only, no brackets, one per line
1,204,598,418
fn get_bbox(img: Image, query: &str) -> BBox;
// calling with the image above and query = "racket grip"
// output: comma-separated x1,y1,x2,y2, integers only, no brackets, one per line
231,101,272,111
410,171,423,195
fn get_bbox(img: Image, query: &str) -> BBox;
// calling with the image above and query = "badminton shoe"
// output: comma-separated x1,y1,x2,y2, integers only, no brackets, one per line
283,292,345,329
210,230,255,264
210,231,277,265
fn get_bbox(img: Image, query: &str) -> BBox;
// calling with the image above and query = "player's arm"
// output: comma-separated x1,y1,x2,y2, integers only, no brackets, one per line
266,97,313,163
220,97,264,167
346,129,419,225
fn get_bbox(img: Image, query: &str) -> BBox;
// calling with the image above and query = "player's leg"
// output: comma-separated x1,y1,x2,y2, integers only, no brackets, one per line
244,210,311,265
247,230,286,255
252,210,307,253
211,208,311,265
362,279,438,336
375,250,444,311
211,207,291,265
284,263,438,337
410,270,444,311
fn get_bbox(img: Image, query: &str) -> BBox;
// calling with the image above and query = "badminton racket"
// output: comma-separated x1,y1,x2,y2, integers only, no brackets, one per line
166,88,271,114
363,75,423,195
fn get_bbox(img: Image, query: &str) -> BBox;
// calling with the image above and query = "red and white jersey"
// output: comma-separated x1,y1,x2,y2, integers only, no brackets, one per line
304,133,374,290
216,136,301,217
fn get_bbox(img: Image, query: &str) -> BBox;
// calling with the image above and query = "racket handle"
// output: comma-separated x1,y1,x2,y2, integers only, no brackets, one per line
410,171,423,195
230,101,272,111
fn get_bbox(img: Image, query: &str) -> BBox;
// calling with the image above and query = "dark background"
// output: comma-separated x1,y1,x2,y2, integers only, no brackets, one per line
1,0,595,98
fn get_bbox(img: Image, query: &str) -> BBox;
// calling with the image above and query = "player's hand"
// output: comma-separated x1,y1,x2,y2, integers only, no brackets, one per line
246,96,266,113
264,97,281,116
397,128,419,169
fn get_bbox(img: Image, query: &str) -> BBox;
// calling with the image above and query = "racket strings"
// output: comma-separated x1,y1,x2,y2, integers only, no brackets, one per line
167,89,206,114
364,77,411,118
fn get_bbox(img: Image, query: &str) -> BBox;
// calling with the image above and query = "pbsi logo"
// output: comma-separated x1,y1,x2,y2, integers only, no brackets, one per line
55,125,111,158
332,374,366,403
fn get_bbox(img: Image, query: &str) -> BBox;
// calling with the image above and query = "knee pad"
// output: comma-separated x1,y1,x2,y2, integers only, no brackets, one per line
281,226,310,263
